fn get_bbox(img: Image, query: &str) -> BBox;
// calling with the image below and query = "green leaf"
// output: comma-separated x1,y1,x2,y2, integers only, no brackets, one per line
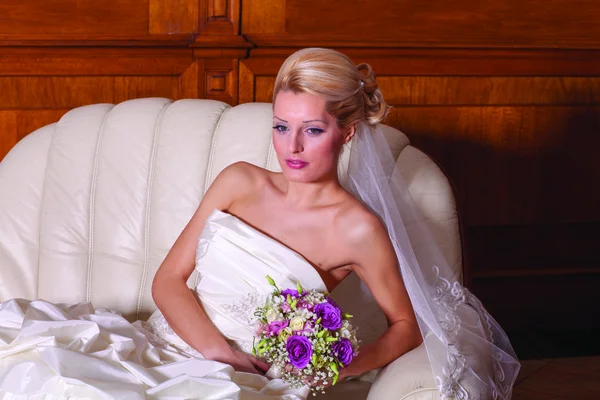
325,337,338,342
296,282,303,295
342,313,353,319
332,374,339,386
291,299,298,310
317,330,327,338
330,362,339,375
266,275,276,286
316,317,322,325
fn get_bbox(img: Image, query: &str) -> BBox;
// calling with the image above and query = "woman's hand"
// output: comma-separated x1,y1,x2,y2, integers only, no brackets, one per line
337,364,357,383
207,346,270,375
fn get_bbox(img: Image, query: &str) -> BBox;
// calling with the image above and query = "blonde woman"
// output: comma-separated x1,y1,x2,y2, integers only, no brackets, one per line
151,48,520,399
0,48,519,399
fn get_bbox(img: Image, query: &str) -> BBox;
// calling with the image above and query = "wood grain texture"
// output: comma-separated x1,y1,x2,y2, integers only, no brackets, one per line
179,61,200,99
0,0,150,35
387,106,600,226
473,272,600,332
0,34,194,47
113,77,179,104
469,224,600,278
243,48,600,76
0,112,17,161
200,58,239,104
199,0,240,35
378,77,600,106
0,76,178,109
244,0,600,49
0,48,194,76
150,0,198,34
242,0,285,34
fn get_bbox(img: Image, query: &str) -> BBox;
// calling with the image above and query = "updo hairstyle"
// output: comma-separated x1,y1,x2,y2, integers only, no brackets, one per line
273,48,390,133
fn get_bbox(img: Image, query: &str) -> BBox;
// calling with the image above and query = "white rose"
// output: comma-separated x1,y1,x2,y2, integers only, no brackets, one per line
289,317,305,331
266,308,282,323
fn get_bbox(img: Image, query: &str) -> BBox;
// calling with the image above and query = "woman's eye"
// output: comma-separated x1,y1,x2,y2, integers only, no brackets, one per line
307,128,324,135
273,125,288,132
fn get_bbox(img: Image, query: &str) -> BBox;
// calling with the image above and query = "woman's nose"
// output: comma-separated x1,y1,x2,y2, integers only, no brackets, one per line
289,132,304,153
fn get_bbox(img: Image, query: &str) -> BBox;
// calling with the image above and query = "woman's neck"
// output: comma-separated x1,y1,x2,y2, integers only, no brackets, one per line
281,177,342,210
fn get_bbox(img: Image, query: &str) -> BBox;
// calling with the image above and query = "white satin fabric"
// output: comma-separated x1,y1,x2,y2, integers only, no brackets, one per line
0,209,327,400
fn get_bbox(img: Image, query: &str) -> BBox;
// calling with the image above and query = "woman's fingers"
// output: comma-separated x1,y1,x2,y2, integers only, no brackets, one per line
234,359,259,374
250,356,270,373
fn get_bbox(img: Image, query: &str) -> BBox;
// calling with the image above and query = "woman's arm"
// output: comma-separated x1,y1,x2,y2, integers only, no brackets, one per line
339,212,423,380
151,162,268,373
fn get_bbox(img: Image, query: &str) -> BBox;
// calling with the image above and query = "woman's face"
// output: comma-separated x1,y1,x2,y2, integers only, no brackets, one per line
272,91,345,183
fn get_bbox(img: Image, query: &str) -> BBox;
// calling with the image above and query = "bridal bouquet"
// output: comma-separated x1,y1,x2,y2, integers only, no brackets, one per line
253,276,360,395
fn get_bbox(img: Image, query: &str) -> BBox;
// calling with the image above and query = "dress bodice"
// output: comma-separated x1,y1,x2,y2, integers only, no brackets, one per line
147,209,328,355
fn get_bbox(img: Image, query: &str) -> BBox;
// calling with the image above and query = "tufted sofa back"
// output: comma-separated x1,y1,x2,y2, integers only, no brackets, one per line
0,98,461,323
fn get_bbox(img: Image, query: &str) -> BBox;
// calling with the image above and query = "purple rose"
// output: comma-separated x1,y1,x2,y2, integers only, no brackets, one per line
281,289,301,298
268,320,289,335
326,296,339,309
286,335,313,369
332,338,354,366
314,301,342,330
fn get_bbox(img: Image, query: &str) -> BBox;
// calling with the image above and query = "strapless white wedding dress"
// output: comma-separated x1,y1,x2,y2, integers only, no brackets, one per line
0,209,329,399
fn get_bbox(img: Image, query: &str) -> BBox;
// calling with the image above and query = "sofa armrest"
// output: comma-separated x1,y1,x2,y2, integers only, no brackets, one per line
367,342,440,400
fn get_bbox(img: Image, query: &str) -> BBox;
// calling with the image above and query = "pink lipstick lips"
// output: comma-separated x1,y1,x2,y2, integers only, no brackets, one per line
285,159,309,169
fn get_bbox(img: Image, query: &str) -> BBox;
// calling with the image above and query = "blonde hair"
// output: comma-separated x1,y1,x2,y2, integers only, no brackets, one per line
273,48,390,132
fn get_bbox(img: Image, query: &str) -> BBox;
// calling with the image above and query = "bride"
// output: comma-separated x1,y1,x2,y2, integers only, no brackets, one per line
0,48,520,399
150,48,422,380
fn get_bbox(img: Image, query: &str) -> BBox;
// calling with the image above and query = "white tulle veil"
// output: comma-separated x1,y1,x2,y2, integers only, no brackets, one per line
341,122,521,400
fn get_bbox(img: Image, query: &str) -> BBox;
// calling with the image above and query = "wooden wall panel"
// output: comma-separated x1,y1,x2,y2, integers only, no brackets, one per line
150,0,198,34
198,57,240,104
242,0,285,34
198,0,240,35
378,77,600,105
387,106,600,226
0,0,150,35
245,0,600,49
0,48,195,75
0,112,17,161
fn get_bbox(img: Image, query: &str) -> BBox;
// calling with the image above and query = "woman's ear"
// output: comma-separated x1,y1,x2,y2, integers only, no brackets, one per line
344,125,357,144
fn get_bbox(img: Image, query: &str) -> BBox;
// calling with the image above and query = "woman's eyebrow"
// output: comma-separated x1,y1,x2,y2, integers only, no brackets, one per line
273,116,327,124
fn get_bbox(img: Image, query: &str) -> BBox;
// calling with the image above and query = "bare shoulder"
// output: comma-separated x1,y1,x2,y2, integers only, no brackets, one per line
206,161,270,207
218,161,267,182
335,196,390,257
215,161,269,190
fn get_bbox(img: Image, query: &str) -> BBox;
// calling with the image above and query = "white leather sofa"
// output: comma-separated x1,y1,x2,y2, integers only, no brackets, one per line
0,98,462,400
